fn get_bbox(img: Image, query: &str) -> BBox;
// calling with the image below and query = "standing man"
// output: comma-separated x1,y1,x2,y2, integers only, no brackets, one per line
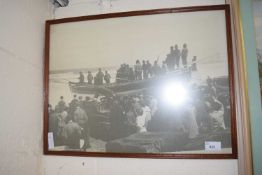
68,94,78,121
58,96,66,108
79,71,84,84
96,68,104,85
134,60,142,80
142,60,148,79
181,43,188,68
74,106,90,150
87,71,93,84
110,98,125,138
152,61,161,76
174,44,181,69
128,67,135,81
63,120,82,149
146,60,152,78
166,46,175,71
104,71,111,84
56,96,66,113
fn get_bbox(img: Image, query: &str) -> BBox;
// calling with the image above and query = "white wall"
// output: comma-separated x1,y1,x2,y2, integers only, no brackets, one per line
43,1,239,175
55,0,228,18
0,0,51,175
0,0,239,174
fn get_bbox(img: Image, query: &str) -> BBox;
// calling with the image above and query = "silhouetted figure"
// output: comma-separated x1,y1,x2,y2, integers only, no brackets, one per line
134,60,142,80
87,71,93,84
116,64,127,83
123,64,130,81
110,99,125,138
146,60,152,78
116,70,121,83
68,94,78,120
104,71,111,84
181,43,188,68
74,106,90,150
55,96,66,113
79,71,84,84
96,68,104,85
128,67,135,81
191,56,197,71
142,60,148,79
63,120,82,149
58,96,66,108
82,96,98,115
152,61,161,76
174,44,181,69
166,46,175,71
125,102,138,134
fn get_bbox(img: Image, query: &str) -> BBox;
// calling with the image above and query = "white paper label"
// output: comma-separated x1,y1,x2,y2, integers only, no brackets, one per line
205,141,221,151
48,132,54,149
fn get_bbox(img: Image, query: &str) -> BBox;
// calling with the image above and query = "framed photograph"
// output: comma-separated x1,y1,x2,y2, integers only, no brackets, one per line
44,5,237,159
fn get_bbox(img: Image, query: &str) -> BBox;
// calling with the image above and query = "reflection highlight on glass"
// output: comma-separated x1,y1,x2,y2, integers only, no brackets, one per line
161,81,189,107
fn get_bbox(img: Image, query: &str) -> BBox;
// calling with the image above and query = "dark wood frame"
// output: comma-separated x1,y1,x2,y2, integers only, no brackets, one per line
44,4,238,159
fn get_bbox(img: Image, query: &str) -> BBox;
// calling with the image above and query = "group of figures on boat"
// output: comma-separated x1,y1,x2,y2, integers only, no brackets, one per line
78,69,111,85
76,43,197,86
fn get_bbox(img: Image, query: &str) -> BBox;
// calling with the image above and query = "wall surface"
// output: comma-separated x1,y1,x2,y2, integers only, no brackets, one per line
43,1,239,175
239,0,262,174
4,0,259,175
0,0,51,175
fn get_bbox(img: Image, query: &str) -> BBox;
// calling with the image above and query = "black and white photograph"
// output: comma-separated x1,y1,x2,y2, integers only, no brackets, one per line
44,5,237,158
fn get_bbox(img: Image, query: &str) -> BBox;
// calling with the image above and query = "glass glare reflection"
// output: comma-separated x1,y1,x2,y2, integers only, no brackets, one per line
162,81,188,107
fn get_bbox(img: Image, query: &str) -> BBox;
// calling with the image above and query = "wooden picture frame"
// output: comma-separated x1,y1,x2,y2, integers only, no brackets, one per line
44,4,238,159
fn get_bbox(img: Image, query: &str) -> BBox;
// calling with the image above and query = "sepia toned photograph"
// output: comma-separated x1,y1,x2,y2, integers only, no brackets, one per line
44,5,237,158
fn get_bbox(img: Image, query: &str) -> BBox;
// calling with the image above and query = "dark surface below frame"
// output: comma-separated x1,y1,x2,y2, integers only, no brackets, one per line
44,4,238,159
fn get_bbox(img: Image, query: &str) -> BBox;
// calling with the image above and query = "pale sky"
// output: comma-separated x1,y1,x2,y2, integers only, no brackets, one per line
49,10,228,71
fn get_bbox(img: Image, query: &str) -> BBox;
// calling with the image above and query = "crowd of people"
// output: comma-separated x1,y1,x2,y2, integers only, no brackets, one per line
77,43,198,85
48,95,98,150
49,75,230,151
